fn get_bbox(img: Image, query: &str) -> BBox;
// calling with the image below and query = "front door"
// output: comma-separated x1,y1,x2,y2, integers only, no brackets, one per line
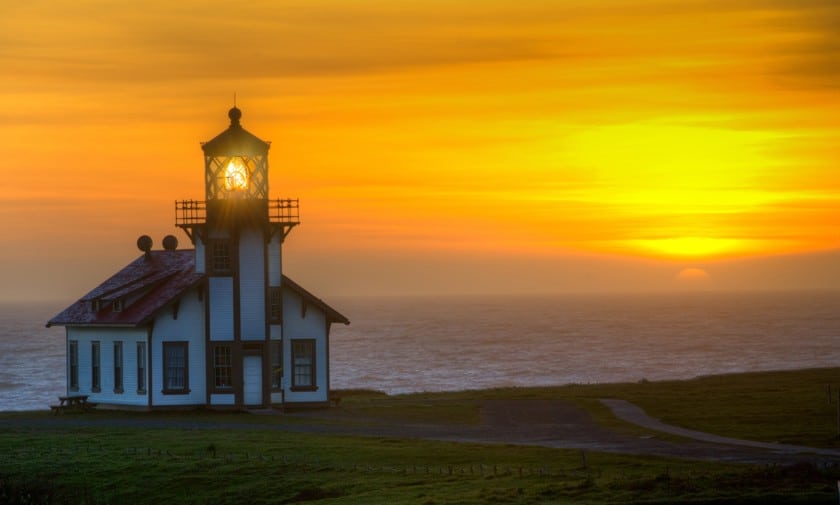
243,355,262,406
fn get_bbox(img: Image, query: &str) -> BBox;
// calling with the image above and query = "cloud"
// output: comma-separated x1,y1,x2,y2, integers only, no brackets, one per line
0,0,570,90
754,3,840,89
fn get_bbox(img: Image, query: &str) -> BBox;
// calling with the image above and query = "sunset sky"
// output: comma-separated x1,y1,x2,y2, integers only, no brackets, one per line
2,0,839,301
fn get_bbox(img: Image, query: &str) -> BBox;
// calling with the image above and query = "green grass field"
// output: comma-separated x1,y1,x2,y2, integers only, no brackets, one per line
2,367,840,504
567,367,840,448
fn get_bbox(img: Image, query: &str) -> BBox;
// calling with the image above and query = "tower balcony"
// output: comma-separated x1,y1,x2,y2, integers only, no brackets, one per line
175,198,300,242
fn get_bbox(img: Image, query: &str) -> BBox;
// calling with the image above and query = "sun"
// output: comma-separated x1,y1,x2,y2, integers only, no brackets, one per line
675,267,711,287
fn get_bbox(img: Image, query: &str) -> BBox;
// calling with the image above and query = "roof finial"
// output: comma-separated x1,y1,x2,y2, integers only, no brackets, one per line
228,93,242,126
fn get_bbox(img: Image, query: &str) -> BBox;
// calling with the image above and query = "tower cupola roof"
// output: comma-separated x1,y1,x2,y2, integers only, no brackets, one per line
201,107,270,157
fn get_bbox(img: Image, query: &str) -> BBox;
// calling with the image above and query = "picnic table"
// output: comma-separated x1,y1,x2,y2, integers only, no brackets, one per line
51,395,96,414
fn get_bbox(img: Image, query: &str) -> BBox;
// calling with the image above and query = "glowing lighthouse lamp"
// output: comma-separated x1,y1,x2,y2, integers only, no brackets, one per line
224,158,249,192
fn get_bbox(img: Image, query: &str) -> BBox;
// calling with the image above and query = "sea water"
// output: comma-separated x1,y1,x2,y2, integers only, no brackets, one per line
329,291,840,394
2,291,839,411
0,302,67,411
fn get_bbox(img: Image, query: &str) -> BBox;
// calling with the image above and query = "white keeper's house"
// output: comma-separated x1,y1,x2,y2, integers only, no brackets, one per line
48,107,349,409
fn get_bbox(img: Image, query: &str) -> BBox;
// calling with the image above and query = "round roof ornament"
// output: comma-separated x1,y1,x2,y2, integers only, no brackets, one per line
228,106,242,126
136,235,153,253
162,235,179,251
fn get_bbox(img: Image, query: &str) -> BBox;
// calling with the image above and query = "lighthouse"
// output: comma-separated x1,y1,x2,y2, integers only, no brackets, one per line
176,106,301,408
49,107,348,410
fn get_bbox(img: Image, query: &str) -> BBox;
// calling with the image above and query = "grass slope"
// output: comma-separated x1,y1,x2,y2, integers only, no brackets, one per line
346,367,840,447
2,367,840,504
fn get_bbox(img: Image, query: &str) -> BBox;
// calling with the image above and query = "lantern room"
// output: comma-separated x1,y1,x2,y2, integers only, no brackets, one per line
201,107,270,201
175,108,300,246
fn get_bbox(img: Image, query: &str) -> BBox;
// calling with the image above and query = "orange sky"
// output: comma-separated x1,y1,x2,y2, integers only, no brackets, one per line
1,0,839,301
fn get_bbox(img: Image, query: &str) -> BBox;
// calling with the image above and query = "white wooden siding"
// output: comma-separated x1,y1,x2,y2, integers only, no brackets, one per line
281,290,328,403
65,327,148,407
194,238,205,273
150,291,206,406
239,229,266,341
210,393,235,406
268,235,282,286
269,324,282,404
209,277,234,341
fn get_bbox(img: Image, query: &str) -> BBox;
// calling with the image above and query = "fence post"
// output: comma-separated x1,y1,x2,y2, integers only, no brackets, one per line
836,389,840,438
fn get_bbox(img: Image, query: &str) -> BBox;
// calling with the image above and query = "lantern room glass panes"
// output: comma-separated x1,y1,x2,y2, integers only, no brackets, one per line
205,155,267,200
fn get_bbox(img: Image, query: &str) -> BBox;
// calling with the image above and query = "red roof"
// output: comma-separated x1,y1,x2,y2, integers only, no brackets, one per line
48,250,202,327
47,249,350,328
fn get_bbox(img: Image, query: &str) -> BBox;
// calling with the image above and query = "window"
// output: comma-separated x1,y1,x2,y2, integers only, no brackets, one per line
91,341,101,392
68,341,79,391
136,342,146,394
291,339,316,390
213,345,232,389
113,341,123,393
269,287,282,324
211,240,232,273
270,341,283,390
113,299,123,312
163,342,189,394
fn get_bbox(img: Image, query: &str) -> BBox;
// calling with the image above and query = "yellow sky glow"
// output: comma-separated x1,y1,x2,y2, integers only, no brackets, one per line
1,0,839,299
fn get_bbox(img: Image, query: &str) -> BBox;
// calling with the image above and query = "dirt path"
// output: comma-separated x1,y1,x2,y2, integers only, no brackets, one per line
440,399,834,464
600,398,840,458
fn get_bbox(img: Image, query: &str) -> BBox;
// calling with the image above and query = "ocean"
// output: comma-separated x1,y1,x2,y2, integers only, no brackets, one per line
3,291,839,411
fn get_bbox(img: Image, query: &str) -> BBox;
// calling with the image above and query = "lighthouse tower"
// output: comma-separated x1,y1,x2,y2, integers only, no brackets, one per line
177,107,300,408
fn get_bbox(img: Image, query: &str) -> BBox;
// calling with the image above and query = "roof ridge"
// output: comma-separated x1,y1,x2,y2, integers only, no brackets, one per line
81,270,161,301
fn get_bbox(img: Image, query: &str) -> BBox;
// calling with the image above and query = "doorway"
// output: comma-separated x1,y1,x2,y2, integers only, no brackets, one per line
243,355,262,406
